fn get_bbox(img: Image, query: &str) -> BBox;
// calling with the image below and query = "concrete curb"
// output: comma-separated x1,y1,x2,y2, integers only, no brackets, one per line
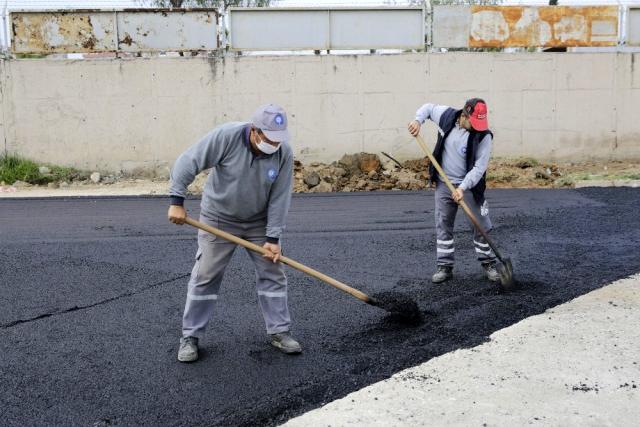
284,274,640,426
1,181,638,198
0,183,170,198
574,180,640,188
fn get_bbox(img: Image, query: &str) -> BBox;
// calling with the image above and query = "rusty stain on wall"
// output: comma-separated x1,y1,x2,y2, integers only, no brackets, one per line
120,33,133,46
469,6,618,48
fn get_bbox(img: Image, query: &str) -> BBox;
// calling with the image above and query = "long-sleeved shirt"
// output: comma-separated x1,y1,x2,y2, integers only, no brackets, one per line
169,122,293,242
415,103,492,190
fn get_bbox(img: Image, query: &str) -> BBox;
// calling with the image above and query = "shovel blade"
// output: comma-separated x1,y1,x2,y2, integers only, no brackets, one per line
496,258,515,291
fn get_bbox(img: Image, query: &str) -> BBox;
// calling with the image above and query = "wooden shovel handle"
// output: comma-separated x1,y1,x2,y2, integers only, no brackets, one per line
184,217,373,304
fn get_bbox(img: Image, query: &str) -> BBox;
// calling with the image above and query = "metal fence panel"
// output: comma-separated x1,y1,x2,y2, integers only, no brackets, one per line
470,5,618,48
230,10,329,50
432,5,470,49
629,7,640,46
433,5,618,48
117,10,217,52
11,12,117,53
11,9,218,54
229,7,424,51
330,10,423,50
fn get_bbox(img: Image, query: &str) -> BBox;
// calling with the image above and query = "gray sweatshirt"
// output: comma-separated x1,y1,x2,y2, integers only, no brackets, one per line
170,122,293,241
415,103,492,190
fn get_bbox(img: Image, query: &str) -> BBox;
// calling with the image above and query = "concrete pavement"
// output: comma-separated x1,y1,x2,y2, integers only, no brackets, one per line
285,274,640,426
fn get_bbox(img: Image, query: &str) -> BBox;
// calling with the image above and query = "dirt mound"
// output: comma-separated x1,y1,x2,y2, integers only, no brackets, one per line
293,153,431,193
178,156,640,195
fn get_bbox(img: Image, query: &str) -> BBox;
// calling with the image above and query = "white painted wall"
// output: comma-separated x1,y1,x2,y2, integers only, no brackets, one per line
1,52,638,174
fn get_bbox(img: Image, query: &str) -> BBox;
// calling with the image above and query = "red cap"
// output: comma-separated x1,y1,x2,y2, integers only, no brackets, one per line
464,98,489,131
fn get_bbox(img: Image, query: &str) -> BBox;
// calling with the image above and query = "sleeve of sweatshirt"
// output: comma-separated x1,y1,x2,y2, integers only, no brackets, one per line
265,147,294,243
169,128,228,204
415,103,450,126
460,134,493,191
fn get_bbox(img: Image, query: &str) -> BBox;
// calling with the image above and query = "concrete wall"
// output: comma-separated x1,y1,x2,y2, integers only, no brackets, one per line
0,60,4,154
1,52,639,173
0,58,10,156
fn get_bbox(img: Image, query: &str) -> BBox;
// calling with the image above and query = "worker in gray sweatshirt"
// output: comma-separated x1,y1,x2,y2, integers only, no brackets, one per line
168,104,300,363
408,98,500,284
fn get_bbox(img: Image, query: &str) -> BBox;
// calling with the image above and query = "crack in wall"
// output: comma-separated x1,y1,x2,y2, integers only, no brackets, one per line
0,272,190,329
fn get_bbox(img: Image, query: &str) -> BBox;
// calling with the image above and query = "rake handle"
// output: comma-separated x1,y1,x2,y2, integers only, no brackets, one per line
184,217,374,304
414,135,505,261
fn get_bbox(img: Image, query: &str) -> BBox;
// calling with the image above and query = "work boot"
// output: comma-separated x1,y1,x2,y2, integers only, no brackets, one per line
178,336,199,362
483,262,501,282
270,332,302,354
432,265,453,283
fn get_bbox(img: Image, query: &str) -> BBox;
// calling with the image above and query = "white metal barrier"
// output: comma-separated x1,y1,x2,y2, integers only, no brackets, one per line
228,7,425,51
628,7,640,46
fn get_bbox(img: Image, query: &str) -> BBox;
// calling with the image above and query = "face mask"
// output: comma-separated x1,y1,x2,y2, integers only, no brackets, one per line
256,138,280,155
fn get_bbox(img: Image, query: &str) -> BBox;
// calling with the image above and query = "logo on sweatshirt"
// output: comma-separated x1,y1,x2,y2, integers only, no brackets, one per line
267,168,278,182
459,145,467,156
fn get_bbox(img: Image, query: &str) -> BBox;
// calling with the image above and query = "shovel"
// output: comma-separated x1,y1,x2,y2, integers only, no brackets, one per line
414,135,515,290
183,217,422,323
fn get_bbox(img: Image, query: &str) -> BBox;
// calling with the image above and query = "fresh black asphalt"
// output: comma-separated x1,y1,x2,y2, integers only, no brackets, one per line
1,188,638,426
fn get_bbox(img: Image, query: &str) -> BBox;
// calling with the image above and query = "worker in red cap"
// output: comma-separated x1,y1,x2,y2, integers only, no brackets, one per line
408,99,499,284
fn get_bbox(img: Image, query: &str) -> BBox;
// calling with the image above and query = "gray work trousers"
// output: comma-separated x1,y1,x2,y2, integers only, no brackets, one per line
435,180,497,267
182,213,291,338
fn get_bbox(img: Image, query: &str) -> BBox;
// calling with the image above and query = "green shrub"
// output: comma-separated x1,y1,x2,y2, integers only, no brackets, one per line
0,154,79,185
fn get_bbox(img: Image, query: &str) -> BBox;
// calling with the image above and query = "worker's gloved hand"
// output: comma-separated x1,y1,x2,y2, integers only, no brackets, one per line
263,242,281,263
452,187,464,203
168,205,187,225
407,120,421,137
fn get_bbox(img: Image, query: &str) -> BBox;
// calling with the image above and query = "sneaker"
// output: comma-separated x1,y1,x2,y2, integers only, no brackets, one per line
178,336,199,362
483,262,501,282
269,332,302,354
432,266,453,283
